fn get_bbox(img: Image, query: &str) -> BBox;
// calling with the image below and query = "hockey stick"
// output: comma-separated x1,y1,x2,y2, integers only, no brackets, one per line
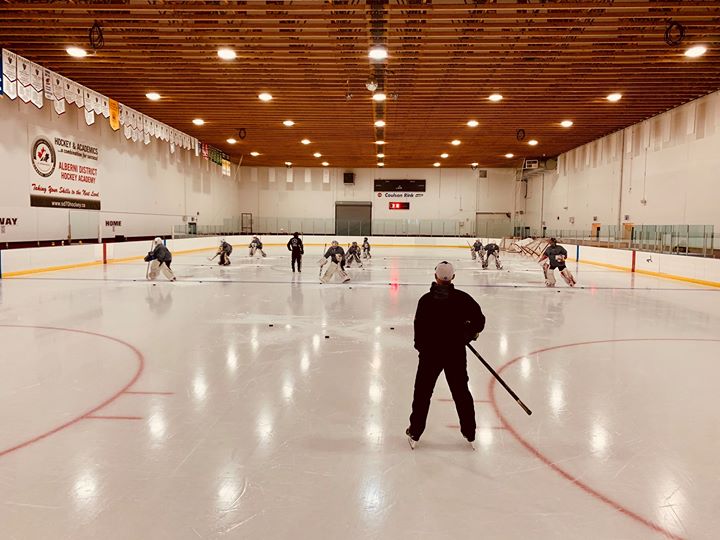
466,344,532,416
208,252,220,262
145,239,154,279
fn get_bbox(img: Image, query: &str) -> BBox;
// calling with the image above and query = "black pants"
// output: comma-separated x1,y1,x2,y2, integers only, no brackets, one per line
291,251,302,271
219,252,231,266
409,350,476,440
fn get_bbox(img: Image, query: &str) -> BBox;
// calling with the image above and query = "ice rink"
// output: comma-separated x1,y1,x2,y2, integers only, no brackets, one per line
1,245,718,540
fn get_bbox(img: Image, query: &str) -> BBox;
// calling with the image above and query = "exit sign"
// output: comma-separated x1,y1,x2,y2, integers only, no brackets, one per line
389,202,410,210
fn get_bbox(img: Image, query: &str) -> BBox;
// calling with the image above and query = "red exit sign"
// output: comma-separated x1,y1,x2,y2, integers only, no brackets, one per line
389,202,410,210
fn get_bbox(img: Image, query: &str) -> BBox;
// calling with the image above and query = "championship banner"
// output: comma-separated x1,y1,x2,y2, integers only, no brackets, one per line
29,126,101,210
2,49,18,100
109,99,120,130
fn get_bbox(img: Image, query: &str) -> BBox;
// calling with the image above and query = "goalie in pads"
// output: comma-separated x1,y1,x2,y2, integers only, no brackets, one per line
539,238,576,287
144,238,176,281
215,239,232,266
319,241,350,284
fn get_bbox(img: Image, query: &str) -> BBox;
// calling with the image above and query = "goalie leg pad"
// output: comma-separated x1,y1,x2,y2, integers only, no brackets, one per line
560,268,576,286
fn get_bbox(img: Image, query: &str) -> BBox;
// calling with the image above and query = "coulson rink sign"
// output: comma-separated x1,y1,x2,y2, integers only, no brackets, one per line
373,178,425,198
29,125,101,210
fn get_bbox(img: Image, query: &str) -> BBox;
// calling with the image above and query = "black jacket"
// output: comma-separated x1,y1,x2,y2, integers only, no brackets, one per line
324,246,345,262
414,283,485,352
287,237,304,254
145,244,172,264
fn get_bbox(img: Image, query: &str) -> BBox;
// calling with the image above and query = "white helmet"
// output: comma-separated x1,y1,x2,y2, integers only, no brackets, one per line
153,237,163,246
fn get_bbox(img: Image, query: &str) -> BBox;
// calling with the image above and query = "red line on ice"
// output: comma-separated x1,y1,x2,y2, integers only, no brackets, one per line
85,415,143,421
488,337,720,540
0,324,144,459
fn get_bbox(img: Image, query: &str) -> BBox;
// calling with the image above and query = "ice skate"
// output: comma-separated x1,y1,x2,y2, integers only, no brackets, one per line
406,428,418,450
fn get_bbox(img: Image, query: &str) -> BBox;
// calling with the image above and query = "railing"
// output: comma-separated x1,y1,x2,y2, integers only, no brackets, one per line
520,225,716,258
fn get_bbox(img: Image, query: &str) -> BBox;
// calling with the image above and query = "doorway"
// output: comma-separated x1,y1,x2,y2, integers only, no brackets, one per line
335,202,372,236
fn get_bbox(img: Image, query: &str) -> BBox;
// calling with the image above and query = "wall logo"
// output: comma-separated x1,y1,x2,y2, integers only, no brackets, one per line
31,137,56,177
105,220,122,227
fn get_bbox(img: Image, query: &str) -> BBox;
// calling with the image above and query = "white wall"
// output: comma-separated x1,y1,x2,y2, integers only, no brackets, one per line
520,90,720,241
236,166,516,235
0,97,242,242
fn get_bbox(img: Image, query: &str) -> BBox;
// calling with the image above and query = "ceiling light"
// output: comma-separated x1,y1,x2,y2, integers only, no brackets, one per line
377,153,385,158
685,45,707,58
250,152,260,157
440,153,449,159
192,118,205,126
258,92,273,102
607,93,622,102
467,120,479,127
368,45,388,61
528,139,538,146
375,140,386,145
285,161,292,166
471,162,479,167
322,162,329,167
217,48,237,60
226,138,237,144
313,152,322,158
145,92,161,101
560,120,574,128
301,139,311,145
505,153,514,158
433,162,441,167
451,140,461,146
488,94,503,102
377,162,385,167
283,120,295,127
374,120,386,127
372,92,387,102
66,46,87,58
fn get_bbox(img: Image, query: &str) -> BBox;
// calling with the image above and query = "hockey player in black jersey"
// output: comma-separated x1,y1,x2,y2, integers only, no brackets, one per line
539,238,576,287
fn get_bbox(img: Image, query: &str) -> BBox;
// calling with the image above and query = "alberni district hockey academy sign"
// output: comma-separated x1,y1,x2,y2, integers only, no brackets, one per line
29,125,101,210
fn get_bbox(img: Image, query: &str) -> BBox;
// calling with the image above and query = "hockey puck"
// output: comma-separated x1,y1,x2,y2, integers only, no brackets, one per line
390,327,395,330
325,335,330,339
269,324,274,327
153,284,156,287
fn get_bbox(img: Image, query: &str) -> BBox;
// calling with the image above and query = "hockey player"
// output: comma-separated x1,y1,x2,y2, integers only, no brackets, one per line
319,240,350,284
287,232,304,272
470,239,484,264
407,261,485,449
216,238,232,266
144,237,177,281
362,237,372,259
482,242,502,270
539,238,576,287
249,236,267,257
345,241,363,268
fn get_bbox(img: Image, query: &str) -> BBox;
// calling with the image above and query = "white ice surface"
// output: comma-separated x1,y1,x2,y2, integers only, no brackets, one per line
1,246,719,540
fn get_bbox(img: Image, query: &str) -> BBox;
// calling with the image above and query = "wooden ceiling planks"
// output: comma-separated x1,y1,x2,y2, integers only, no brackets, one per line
1,0,719,168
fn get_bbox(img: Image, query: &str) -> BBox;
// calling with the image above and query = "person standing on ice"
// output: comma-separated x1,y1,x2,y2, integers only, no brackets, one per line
471,239,484,264
362,237,372,259
287,232,304,272
217,238,232,266
345,241,363,268
319,240,350,284
144,237,177,281
539,238,576,287
406,261,485,449
249,236,267,257
482,242,502,270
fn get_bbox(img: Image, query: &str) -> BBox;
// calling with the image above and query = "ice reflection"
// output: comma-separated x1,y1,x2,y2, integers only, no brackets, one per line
655,474,687,535
312,335,320,351
256,410,273,442
359,478,385,525
499,334,508,355
477,427,494,448
148,409,166,441
217,479,240,511
590,422,610,458
226,349,238,372
371,355,382,370
365,420,383,444
193,372,208,401
368,382,382,403
520,357,531,379
282,376,294,401
300,352,310,373
251,326,259,353
73,470,98,507
549,381,565,418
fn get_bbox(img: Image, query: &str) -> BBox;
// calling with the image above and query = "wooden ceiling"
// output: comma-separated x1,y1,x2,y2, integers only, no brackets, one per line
2,0,720,168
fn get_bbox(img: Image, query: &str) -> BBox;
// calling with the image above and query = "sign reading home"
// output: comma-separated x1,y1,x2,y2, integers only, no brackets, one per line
29,126,101,210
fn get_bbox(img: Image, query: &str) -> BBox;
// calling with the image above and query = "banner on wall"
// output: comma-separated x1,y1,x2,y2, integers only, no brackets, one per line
28,125,101,210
